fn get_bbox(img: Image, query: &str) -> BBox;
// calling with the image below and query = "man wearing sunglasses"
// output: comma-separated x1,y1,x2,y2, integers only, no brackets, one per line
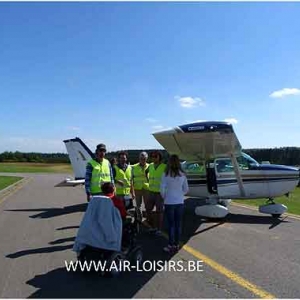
146,150,166,235
85,143,114,202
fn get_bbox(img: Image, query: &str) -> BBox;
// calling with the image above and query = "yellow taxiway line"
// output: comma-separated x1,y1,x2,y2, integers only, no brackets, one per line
147,225,275,298
182,243,275,298
0,179,276,298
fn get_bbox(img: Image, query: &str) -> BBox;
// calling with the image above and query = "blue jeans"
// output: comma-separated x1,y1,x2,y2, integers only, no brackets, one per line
164,204,184,246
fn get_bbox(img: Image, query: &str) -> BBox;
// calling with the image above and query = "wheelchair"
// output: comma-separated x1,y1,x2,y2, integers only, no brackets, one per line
77,198,143,277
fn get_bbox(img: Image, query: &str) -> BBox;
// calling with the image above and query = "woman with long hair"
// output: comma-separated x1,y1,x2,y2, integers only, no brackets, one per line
160,154,189,253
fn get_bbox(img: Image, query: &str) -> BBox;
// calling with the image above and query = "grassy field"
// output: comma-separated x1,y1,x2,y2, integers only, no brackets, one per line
0,176,23,191
1,162,299,215
233,187,300,215
0,162,73,173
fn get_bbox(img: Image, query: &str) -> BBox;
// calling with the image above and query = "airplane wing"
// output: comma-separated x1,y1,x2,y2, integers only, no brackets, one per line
152,121,242,161
153,121,246,196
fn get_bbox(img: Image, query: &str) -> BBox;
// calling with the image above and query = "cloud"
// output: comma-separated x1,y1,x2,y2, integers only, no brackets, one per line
66,126,80,131
152,125,164,130
151,126,172,133
185,119,207,123
269,88,300,98
145,118,157,123
175,96,205,108
224,118,238,124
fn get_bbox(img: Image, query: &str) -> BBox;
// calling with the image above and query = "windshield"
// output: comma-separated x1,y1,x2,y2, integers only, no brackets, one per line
241,152,259,166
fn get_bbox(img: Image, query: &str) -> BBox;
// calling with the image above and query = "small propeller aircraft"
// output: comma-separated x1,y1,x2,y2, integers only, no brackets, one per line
63,121,300,219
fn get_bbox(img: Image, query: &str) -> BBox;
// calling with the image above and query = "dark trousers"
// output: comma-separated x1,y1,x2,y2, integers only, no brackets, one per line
164,204,184,246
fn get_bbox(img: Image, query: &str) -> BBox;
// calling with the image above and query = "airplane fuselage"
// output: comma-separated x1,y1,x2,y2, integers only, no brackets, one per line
185,159,299,200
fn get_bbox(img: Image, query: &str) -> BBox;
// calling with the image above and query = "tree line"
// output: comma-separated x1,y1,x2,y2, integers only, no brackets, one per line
0,147,300,166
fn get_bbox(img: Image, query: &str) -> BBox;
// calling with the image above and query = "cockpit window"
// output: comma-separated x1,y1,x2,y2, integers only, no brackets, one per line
215,152,259,173
215,159,233,172
239,152,259,168
182,162,206,175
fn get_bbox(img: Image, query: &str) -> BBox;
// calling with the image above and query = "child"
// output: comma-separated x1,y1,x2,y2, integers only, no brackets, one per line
101,182,127,219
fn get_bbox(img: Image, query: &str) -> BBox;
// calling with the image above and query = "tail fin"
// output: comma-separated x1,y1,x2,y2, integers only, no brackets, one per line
63,137,95,179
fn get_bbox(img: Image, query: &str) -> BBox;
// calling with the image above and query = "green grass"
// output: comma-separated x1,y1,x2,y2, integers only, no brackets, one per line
233,187,300,215
0,176,23,191
0,162,73,173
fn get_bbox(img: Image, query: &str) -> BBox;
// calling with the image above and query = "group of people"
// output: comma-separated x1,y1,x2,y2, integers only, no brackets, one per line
84,143,189,253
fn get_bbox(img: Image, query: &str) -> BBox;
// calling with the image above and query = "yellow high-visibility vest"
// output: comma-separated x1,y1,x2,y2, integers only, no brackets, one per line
148,163,166,192
114,165,132,195
132,163,149,190
89,159,111,194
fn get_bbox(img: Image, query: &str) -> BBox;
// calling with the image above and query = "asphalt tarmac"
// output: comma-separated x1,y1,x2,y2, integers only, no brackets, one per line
0,173,299,298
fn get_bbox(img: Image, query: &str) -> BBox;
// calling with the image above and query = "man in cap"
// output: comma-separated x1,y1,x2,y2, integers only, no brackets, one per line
85,143,114,202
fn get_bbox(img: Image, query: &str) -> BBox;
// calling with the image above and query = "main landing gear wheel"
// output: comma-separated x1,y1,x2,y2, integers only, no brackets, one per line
259,199,287,217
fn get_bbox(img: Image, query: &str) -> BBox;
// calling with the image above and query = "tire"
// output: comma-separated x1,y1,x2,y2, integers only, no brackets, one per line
106,252,124,277
129,247,143,265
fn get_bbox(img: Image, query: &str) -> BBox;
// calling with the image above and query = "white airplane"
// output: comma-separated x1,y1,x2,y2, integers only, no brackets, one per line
63,121,300,219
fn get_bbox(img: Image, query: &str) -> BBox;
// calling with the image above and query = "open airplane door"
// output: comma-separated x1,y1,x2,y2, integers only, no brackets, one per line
153,121,245,198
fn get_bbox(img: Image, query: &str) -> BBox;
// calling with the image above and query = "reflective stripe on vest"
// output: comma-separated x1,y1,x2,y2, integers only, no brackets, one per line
148,163,166,192
132,163,149,190
114,165,132,195
89,159,111,194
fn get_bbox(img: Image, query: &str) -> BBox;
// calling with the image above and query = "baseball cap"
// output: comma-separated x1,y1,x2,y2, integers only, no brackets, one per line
96,143,107,152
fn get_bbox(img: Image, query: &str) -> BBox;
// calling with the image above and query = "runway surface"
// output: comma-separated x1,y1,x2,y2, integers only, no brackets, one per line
0,173,299,298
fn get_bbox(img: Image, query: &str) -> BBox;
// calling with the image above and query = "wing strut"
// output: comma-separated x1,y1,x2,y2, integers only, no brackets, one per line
230,153,245,197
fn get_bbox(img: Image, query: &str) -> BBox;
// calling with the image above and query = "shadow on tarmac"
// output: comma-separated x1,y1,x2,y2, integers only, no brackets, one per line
49,237,76,245
6,245,74,259
26,231,188,298
6,197,290,297
181,198,289,240
5,203,88,218
56,226,80,231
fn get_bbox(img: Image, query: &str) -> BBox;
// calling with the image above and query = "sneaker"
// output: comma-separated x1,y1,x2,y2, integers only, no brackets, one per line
142,220,151,227
163,245,174,253
173,245,180,252
154,230,163,236
147,228,157,234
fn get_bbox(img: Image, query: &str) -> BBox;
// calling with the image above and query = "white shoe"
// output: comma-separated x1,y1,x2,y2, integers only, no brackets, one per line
163,245,174,253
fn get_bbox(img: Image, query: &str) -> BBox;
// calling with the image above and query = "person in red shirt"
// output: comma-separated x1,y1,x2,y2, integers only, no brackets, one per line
101,182,127,219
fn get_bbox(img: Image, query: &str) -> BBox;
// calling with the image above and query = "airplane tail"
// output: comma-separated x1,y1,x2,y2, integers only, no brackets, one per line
63,137,95,180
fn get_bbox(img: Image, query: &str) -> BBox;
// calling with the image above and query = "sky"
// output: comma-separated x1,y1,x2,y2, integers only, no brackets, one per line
1,2,300,153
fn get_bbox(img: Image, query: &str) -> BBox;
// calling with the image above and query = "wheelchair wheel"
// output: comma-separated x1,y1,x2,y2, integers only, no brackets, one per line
105,252,124,277
129,246,143,265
